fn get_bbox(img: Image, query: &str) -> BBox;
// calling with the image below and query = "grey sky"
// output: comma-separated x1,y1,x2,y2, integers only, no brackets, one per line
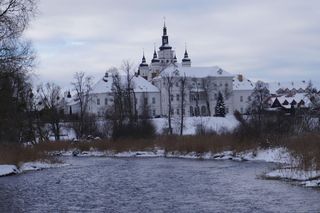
25,0,320,87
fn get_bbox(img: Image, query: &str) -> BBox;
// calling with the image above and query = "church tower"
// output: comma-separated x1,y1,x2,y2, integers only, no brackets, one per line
149,46,161,79
157,21,176,68
182,47,191,67
141,21,192,81
138,52,149,80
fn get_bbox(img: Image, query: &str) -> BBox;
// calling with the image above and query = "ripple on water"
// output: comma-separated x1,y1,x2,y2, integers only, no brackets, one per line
0,158,319,213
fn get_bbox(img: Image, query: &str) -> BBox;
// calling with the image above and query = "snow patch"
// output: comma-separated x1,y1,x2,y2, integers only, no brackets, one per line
0,162,68,177
19,162,69,172
152,115,239,135
241,148,291,164
265,169,320,181
0,165,19,177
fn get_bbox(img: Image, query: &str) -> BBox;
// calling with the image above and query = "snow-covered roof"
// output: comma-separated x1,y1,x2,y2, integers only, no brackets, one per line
267,80,320,94
233,75,254,91
91,74,160,94
65,96,79,106
160,64,234,78
270,93,311,109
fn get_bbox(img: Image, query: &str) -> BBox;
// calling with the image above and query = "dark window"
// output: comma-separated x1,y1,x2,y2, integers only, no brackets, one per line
201,106,206,116
190,106,194,116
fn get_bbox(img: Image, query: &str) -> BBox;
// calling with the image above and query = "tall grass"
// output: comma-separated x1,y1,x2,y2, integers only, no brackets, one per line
1,133,320,171
0,144,56,167
282,133,320,171
32,134,259,155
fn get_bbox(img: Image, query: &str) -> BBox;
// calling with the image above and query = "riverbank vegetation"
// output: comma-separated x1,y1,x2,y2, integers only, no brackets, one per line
0,143,58,167
1,131,319,172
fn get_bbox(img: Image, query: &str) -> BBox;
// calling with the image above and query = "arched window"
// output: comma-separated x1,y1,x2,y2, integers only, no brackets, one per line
195,106,200,116
201,106,207,116
190,106,194,116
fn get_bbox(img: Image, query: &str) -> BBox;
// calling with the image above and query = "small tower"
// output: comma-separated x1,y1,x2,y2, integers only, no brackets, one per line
138,51,149,80
159,20,172,50
151,47,160,64
173,54,177,63
150,46,161,80
157,20,175,68
182,46,191,67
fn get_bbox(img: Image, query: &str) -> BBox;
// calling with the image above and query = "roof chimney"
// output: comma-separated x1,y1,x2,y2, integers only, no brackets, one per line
238,74,243,82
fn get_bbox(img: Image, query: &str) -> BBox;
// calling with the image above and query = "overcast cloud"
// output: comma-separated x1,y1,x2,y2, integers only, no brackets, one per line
25,0,320,87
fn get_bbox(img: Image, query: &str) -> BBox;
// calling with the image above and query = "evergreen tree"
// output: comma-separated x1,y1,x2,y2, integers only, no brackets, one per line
215,92,226,117
0,0,37,143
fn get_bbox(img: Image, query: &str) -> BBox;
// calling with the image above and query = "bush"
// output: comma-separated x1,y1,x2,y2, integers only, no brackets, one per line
112,119,156,140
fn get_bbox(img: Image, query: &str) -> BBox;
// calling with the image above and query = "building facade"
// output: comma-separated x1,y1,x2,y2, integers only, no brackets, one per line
64,23,255,118
136,23,253,117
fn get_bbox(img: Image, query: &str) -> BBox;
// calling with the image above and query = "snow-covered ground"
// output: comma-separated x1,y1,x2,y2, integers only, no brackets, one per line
65,147,290,163
0,162,68,177
265,169,320,187
0,165,19,177
45,115,239,142
152,115,239,135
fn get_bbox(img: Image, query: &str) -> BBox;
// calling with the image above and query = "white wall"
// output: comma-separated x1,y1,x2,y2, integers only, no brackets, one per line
232,90,252,114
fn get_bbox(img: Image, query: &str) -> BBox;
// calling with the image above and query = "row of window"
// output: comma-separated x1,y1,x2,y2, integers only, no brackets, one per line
170,108,185,116
163,80,230,89
170,106,230,116
96,97,157,105
170,93,231,102
240,96,251,102
97,109,158,117
160,59,175,63
191,82,229,89
170,94,182,102
97,98,112,106
144,97,156,104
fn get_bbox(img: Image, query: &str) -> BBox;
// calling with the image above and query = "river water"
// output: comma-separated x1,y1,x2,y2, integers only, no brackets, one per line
0,157,319,213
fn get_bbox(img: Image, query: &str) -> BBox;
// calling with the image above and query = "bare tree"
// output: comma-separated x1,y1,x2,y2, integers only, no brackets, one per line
179,74,187,135
0,0,37,41
0,0,36,143
37,82,62,141
120,60,137,123
71,72,93,138
163,69,179,135
202,78,211,116
191,78,201,116
247,81,270,128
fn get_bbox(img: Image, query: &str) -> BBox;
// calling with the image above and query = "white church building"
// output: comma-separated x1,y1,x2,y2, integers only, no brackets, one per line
136,22,254,117
64,23,254,117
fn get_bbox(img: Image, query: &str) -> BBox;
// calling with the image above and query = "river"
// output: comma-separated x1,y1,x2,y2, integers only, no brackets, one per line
0,157,319,212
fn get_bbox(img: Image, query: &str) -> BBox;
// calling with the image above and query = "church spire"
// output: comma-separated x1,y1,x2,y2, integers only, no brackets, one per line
153,45,157,59
142,50,146,63
160,18,172,50
184,43,189,58
139,50,148,67
151,44,160,63
163,17,167,36
182,43,191,67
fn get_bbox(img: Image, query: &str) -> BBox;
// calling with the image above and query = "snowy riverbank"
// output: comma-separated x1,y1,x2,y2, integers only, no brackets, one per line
58,147,319,188
0,162,68,177
1,147,319,188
